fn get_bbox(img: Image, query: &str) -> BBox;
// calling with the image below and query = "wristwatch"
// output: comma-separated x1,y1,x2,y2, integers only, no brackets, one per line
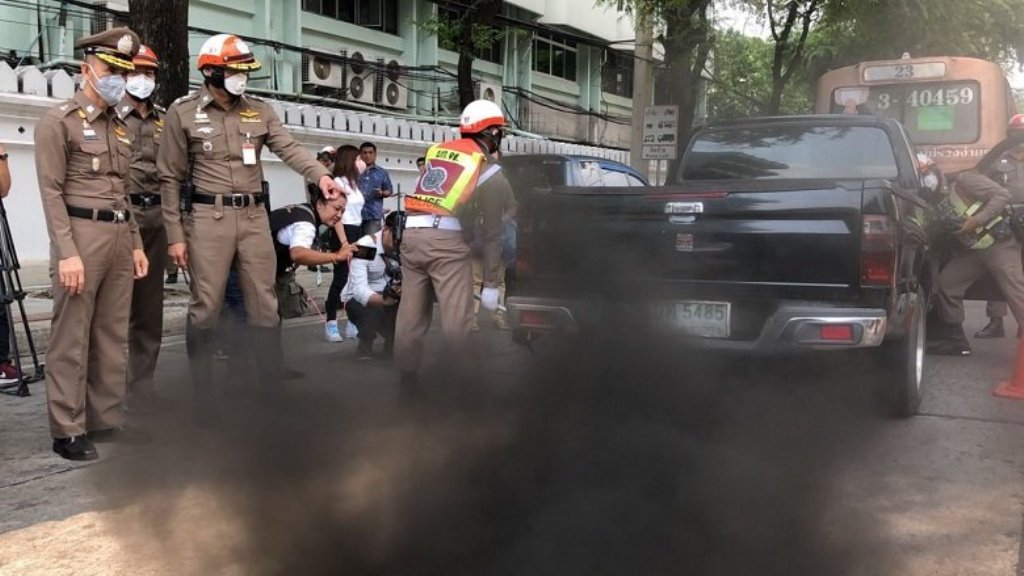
0,153,9,161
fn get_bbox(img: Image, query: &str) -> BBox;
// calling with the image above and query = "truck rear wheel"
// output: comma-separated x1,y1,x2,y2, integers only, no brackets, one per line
876,291,926,418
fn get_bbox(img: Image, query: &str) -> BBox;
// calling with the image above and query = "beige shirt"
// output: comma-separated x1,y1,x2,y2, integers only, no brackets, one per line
117,97,164,195
34,91,142,259
456,143,515,288
955,170,1012,225
158,85,331,244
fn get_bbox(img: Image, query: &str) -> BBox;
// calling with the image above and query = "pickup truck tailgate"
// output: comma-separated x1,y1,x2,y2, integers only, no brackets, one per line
528,180,864,293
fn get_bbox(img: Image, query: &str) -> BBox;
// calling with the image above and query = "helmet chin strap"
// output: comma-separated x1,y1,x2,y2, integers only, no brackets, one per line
473,130,501,154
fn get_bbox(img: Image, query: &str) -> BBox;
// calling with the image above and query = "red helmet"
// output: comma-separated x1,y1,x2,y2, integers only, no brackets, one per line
133,44,159,70
197,34,261,71
1008,114,1024,133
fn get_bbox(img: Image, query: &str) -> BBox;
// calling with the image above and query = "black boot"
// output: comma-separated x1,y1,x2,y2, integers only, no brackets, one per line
975,317,1005,339
928,321,972,356
187,323,221,427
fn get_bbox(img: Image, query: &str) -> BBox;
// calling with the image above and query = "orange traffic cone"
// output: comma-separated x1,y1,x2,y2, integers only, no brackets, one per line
994,335,1024,399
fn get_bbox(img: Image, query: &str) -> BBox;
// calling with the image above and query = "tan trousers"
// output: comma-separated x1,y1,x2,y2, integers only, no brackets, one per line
184,202,279,329
938,239,1024,326
128,204,166,396
46,218,134,438
472,257,506,317
394,228,474,373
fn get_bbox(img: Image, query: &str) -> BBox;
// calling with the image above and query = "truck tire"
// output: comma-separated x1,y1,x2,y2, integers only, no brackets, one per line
876,291,926,418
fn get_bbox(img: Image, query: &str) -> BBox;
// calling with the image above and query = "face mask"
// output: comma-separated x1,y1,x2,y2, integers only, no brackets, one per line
224,72,248,96
86,65,126,106
355,158,367,174
126,74,155,100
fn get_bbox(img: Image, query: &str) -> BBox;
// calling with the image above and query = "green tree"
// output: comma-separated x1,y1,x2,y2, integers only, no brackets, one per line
706,29,813,119
419,1,505,109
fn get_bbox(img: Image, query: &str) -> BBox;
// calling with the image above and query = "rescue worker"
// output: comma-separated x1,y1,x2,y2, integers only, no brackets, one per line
35,27,149,460
930,168,1024,355
975,125,1024,339
120,44,168,411
394,99,515,385
158,33,342,423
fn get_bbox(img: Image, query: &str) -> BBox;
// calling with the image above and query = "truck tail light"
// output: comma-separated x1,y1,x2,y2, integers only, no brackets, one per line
861,214,896,286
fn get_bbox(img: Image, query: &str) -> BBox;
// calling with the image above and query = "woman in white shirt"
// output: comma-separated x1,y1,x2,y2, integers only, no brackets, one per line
324,145,367,342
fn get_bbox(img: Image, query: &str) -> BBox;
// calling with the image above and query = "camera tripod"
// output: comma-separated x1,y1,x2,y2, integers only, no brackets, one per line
0,197,44,397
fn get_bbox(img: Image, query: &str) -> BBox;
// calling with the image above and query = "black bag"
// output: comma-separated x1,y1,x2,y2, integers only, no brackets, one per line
275,269,310,319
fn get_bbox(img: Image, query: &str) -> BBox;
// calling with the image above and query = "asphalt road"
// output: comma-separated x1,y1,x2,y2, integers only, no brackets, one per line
1,302,1023,575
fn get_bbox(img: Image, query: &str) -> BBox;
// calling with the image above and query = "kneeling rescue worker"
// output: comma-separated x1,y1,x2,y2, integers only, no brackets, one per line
394,99,516,386
158,33,342,424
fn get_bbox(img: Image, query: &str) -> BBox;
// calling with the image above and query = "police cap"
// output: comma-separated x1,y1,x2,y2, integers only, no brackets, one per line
76,27,141,71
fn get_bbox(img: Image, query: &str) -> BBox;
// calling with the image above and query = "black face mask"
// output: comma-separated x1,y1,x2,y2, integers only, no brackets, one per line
205,67,227,91
476,129,503,154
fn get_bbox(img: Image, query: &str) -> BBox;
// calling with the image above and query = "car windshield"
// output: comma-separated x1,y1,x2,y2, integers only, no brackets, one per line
680,124,900,181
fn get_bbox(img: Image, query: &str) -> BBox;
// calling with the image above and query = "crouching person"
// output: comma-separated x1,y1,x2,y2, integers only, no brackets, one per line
341,211,402,360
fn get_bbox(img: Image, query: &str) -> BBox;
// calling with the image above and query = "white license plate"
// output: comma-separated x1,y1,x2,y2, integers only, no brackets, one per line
653,300,731,338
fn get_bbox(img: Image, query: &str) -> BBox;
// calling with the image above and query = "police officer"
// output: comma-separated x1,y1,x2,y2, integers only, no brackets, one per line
158,34,342,422
930,169,1024,355
35,27,149,460
975,128,1024,339
119,44,167,411
394,100,515,385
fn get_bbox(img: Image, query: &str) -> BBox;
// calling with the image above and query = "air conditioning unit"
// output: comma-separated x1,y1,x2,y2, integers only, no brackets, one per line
345,49,376,105
475,81,502,104
301,51,343,91
377,57,408,110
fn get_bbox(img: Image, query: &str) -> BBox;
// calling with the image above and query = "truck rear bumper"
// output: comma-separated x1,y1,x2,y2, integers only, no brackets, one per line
506,296,888,352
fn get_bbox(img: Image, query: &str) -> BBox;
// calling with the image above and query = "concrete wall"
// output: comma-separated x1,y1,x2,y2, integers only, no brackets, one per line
0,65,628,263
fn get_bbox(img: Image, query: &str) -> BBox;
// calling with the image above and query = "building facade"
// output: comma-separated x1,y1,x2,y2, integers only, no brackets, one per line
1,0,642,149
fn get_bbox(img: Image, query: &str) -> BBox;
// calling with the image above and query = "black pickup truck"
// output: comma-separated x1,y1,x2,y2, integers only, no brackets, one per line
506,115,932,416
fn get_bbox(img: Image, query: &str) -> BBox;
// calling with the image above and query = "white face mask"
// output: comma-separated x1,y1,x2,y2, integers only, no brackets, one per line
224,73,248,96
125,74,155,100
85,65,126,106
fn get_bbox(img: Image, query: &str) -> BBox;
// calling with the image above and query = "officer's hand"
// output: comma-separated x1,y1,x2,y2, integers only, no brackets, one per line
319,175,343,200
132,249,149,280
480,287,500,312
58,256,85,296
958,216,981,235
334,244,357,262
168,242,188,269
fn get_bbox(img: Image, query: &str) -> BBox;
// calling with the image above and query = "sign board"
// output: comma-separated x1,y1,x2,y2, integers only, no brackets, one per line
642,105,678,160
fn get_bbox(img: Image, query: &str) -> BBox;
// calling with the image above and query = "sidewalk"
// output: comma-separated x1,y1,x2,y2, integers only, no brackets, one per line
9,261,338,358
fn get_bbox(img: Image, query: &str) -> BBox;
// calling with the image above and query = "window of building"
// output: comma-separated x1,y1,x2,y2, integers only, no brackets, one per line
602,49,633,98
436,5,504,64
533,31,576,81
303,0,399,35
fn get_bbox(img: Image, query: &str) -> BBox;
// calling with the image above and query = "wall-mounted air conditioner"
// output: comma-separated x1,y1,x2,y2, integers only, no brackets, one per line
345,49,376,104
301,50,343,91
475,81,502,104
377,57,408,110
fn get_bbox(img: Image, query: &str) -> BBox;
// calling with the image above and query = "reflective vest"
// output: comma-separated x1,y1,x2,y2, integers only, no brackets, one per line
407,138,497,216
935,185,1011,250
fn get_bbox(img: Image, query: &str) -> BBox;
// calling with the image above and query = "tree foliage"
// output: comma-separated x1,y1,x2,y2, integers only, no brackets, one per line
418,0,505,110
705,29,812,119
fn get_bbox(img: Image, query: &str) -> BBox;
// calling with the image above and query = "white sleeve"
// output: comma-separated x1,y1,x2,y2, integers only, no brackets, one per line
276,221,317,250
350,258,377,306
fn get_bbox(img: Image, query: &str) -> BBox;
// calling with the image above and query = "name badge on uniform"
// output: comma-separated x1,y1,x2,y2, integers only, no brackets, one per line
194,112,209,125
83,129,98,141
242,142,256,165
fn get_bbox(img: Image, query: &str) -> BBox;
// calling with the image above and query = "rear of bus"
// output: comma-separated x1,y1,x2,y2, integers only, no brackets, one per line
814,55,1016,174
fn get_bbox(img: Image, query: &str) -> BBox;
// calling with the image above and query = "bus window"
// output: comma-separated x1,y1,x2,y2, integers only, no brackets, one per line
830,81,980,145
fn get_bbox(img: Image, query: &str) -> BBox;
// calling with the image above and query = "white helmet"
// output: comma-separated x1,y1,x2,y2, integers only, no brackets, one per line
459,99,505,135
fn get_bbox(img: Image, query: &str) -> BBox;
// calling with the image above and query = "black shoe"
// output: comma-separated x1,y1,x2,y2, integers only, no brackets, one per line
927,341,972,356
53,435,99,461
356,341,373,361
165,273,178,285
975,318,1005,339
280,365,305,380
87,426,152,445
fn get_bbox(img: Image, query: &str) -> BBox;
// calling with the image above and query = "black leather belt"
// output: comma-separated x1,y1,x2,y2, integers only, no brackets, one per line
66,205,131,223
129,193,160,208
193,192,267,208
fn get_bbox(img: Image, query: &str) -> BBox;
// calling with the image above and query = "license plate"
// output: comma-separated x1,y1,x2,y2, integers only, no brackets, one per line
653,300,731,338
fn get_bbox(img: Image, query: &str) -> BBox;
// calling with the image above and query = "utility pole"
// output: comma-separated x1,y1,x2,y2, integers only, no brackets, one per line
629,10,654,176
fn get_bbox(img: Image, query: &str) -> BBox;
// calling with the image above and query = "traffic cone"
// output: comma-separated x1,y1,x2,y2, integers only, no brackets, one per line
993,335,1024,399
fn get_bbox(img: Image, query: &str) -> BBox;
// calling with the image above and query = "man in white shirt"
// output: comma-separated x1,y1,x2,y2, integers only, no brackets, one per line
341,211,401,360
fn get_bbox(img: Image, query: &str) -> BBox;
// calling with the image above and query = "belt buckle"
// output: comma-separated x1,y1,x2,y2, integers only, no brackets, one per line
230,194,245,208
113,210,127,223
143,194,158,207
432,216,442,228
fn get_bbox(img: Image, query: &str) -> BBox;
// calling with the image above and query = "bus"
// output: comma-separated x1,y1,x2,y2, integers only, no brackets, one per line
815,54,1017,173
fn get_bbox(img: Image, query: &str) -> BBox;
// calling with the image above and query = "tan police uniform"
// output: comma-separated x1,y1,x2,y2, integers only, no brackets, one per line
394,145,513,377
937,171,1024,328
35,29,142,440
158,84,329,392
119,97,165,400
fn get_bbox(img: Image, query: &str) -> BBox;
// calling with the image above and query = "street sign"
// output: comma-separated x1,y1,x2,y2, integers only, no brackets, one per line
642,105,678,160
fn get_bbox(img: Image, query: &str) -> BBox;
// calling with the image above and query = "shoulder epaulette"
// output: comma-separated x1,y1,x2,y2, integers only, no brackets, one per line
46,99,80,119
169,91,201,108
